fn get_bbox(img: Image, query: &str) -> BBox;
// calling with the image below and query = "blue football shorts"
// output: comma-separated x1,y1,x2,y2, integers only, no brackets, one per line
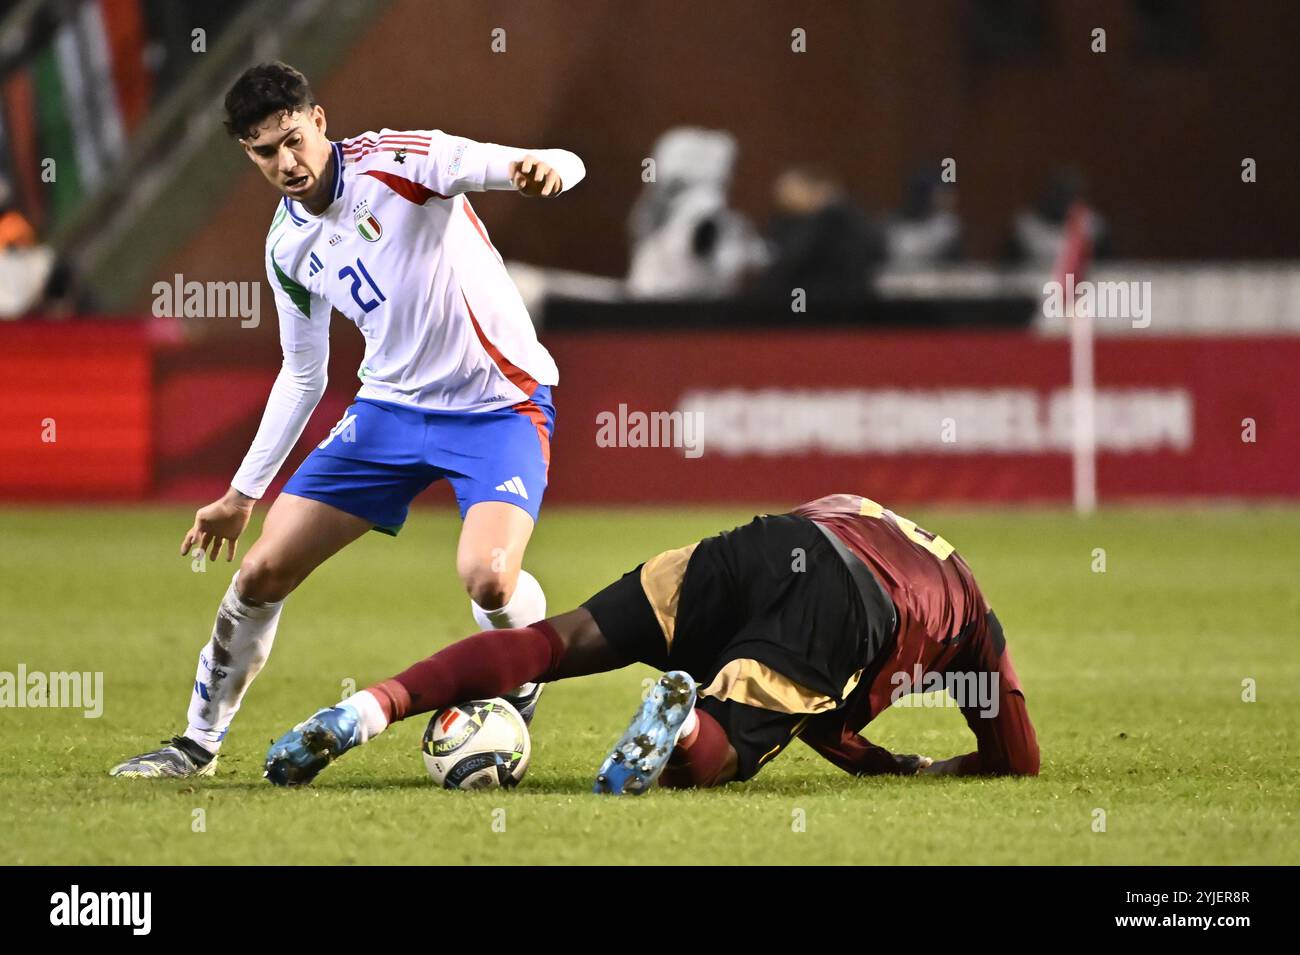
281,387,555,535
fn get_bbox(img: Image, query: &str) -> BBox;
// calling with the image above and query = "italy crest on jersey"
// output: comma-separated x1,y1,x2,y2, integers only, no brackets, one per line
353,199,382,242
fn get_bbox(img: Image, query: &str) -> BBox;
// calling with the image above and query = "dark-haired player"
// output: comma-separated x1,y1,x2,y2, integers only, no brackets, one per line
111,62,585,778
264,493,1039,792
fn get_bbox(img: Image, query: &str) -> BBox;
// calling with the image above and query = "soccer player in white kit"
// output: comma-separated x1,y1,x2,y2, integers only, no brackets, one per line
110,62,584,778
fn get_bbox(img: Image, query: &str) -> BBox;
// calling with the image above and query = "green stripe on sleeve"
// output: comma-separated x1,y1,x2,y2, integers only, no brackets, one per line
269,237,312,318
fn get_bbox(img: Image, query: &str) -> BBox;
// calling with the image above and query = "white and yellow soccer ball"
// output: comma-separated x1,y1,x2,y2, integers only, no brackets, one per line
421,699,531,790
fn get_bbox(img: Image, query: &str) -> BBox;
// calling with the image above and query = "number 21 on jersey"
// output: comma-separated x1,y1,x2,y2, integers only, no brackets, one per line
339,258,386,314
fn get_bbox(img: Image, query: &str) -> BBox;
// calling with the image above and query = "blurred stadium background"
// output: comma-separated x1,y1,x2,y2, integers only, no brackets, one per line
1,0,1297,507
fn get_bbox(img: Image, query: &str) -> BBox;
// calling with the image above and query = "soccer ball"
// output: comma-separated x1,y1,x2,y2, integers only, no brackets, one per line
421,698,531,790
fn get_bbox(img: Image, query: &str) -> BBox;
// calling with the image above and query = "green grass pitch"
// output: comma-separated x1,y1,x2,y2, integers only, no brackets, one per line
1,504,1296,865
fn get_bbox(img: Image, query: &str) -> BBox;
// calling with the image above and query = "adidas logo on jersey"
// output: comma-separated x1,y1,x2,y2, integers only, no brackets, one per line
495,476,528,499
308,252,323,276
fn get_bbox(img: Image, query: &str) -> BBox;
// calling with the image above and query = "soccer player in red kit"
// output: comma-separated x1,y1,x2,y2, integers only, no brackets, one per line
264,493,1039,791
790,495,1038,779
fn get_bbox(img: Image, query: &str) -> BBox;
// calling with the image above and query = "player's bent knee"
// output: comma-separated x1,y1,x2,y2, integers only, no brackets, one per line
461,565,517,610
237,553,299,604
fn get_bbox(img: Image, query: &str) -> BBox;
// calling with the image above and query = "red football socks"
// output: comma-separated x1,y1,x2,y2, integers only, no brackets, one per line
658,708,732,789
367,621,564,723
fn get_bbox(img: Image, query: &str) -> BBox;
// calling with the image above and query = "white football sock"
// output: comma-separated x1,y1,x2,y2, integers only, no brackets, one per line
183,573,283,754
679,708,699,743
341,689,390,743
471,568,547,631
472,569,548,699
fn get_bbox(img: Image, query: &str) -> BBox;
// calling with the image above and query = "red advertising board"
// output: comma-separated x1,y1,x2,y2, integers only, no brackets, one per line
540,331,1299,504
0,322,153,498
1,325,1295,504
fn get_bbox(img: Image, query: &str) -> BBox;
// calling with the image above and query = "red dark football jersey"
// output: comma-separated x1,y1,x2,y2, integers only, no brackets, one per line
790,493,1018,720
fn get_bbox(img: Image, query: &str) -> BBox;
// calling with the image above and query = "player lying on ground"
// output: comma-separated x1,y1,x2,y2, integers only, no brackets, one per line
265,493,1040,792
111,62,585,778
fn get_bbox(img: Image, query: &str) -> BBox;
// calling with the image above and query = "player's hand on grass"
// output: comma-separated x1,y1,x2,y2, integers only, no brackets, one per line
919,756,963,776
181,487,255,562
509,155,562,197
894,753,934,775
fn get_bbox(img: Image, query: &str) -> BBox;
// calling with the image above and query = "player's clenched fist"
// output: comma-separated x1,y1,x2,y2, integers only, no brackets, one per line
181,487,255,562
509,155,562,197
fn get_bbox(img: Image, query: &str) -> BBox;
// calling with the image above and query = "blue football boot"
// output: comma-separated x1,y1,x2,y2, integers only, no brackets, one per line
593,671,696,795
264,704,361,786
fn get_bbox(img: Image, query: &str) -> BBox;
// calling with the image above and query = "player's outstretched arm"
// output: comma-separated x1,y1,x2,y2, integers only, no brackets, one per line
921,683,1040,777
410,130,585,198
197,238,331,566
799,712,933,776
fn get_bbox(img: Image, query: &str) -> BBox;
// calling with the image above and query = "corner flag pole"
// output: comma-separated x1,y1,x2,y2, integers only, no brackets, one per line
1054,203,1097,514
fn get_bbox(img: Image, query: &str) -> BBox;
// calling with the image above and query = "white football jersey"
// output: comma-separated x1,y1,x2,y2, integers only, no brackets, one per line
231,130,584,498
